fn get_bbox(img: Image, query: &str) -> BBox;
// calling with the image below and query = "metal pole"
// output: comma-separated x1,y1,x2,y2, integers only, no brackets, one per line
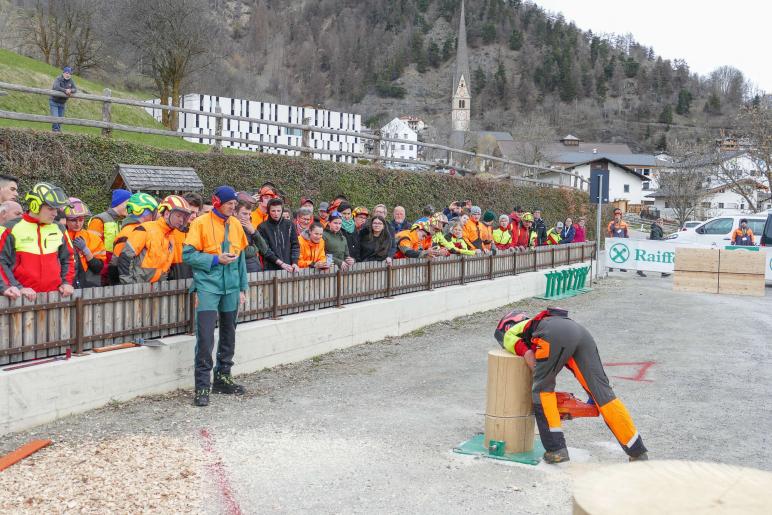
595,175,603,281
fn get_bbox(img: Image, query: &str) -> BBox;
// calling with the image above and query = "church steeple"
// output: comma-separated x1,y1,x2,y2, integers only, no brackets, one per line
451,0,471,133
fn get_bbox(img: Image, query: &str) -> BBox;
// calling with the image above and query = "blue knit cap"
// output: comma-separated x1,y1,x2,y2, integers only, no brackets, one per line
111,189,131,208
213,185,238,204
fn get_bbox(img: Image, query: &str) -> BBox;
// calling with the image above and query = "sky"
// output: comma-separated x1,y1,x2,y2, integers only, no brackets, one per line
533,0,770,93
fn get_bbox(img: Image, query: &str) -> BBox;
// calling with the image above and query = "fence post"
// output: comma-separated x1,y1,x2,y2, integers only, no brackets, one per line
488,253,494,280
101,88,112,138
551,246,556,268
385,263,393,298
581,243,585,263
372,129,381,165
212,102,223,153
335,268,343,308
271,276,280,319
512,250,518,275
301,116,311,158
74,297,84,354
460,256,466,285
426,259,433,291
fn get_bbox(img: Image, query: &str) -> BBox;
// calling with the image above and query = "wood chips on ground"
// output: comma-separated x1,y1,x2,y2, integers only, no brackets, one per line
0,434,204,514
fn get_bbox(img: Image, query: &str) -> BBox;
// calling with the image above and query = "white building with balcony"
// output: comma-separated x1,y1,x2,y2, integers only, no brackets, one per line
148,94,363,163
380,117,418,161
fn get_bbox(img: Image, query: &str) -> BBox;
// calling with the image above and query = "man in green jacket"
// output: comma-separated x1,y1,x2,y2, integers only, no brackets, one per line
183,186,249,407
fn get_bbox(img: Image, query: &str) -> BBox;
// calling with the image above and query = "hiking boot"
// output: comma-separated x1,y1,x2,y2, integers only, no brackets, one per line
629,452,649,462
193,388,210,407
212,373,245,395
543,448,570,464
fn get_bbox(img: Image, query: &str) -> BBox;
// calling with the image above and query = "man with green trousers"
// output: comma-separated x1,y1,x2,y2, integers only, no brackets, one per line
183,186,249,407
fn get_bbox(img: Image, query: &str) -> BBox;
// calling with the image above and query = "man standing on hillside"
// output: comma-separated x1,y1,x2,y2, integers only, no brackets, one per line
50,66,77,132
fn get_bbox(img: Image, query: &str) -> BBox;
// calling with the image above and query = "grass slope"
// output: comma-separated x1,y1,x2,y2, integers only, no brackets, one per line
0,49,237,153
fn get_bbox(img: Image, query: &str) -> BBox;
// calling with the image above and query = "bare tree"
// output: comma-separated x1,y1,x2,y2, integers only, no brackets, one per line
116,0,221,129
654,140,712,226
17,0,103,74
510,113,557,165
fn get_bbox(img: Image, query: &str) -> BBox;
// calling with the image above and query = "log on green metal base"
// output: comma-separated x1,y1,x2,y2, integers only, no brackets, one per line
453,433,546,465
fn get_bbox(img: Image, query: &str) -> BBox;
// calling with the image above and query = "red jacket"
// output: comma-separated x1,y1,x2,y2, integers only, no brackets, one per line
573,224,586,243
0,214,74,292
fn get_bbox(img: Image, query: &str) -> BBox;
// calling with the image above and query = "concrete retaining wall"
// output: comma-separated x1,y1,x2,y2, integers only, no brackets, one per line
0,260,597,435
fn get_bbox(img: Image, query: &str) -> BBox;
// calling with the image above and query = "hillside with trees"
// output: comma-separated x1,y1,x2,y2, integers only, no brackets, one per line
0,0,764,152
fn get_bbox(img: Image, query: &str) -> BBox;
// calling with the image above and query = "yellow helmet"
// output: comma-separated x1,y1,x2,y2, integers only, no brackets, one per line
522,212,534,222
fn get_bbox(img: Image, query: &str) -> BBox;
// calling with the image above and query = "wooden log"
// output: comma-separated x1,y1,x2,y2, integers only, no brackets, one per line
673,271,718,294
572,460,772,515
484,349,535,454
674,247,720,272
718,249,765,274
718,272,765,297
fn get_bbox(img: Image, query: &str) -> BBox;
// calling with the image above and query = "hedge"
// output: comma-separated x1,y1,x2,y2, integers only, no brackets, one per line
0,128,607,237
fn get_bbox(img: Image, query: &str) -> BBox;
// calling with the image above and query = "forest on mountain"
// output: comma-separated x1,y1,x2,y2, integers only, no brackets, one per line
0,0,765,151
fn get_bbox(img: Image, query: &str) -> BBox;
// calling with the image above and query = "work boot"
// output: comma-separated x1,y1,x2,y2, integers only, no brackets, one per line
543,448,570,464
193,388,210,407
212,373,245,395
636,270,647,277
629,452,649,462
661,273,671,278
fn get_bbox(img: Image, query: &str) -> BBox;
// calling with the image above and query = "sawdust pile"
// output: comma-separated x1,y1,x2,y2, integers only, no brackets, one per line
0,434,204,514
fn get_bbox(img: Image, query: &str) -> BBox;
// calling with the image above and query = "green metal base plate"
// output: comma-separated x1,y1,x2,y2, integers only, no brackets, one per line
453,433,545,465
536,287,592,301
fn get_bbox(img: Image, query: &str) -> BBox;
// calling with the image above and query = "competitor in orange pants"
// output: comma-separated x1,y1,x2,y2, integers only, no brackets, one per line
496,308,648,464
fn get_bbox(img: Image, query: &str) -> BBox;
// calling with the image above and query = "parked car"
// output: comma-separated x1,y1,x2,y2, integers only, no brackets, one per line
681,220,703,231
666,215,766,247
761,211,772,247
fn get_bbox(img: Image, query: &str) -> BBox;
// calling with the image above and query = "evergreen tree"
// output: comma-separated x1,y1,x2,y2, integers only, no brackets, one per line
417,0,429,13
658,104,673,124
473,66,487,94
494,61,507,98
656,134,667,151
675,88,692,115
482,23,497,44
623,57,640,78
509,28,523,51
442,37,453,61
704,92,721,115
604,56,615,81
427,41,441,68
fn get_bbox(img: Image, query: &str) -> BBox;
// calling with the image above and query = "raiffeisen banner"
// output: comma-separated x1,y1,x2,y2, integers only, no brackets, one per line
604,238,772,279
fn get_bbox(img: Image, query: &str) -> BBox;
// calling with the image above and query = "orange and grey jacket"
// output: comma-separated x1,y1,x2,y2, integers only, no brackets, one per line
607,219,629,238
183,210,248,294
394,228,430,258
117,217,176,284
0,214,74,292
731,228,754,246
67,228,106,288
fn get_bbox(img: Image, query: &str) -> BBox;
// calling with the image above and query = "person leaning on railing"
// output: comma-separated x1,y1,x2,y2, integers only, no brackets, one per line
257,197,300,272
109,193,159,285
0,182,75,301
235,199,270,273
167,192,203,281
356,215,394,264
64,198,106,289
322,211,355,271
88,188,130,285
298,222,330,269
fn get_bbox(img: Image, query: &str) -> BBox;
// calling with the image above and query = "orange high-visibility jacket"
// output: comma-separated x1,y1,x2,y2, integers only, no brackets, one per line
118,217,175,284
394,229,430,258
298,232,327,268
67,228,106,272
250,208,269,229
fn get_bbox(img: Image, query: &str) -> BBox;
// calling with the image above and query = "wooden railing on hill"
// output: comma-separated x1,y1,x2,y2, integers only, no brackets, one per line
0,81,588,189
0,243,595,365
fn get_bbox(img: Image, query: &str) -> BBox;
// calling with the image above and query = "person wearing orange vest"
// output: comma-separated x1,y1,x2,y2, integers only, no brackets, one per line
168,192,203,280
730,218,755,246
0,182,74,300
394,222,433,259
607,208,629,272
298,222,331,269
118,195,192,284
88,188,130,285
183,186,248,407
250,182,278,229
109,192,159,285
64,198,106,288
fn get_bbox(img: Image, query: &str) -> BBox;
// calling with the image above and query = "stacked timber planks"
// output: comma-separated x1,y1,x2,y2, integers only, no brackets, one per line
674,247,765,297
673,248,719,294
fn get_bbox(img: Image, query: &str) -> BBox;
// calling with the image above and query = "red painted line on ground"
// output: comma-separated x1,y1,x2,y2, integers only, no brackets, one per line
199,428,242,515
604,361,656,382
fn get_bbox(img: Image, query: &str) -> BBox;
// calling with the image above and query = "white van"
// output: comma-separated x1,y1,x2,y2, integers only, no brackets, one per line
667,215,766,247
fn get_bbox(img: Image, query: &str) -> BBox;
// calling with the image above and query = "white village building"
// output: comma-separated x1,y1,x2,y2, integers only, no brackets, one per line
380,117,418,161
539,157,646,206
148,94,363,163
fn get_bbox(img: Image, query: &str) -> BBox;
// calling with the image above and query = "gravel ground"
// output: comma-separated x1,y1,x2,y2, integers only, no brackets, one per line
1,276,770,514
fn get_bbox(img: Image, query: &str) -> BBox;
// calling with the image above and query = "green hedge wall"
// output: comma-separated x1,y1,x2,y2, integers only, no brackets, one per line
0,128,607,237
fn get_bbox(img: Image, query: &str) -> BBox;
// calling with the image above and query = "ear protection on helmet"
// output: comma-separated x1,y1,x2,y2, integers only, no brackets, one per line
494,309,529,347
211,194,221,209
26,191,42,214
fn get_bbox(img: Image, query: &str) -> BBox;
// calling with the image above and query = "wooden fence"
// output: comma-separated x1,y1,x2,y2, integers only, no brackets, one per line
0,243,594,365
0,81,588,189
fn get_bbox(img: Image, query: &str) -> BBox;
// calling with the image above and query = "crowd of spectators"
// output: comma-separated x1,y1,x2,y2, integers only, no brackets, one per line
0,176,591,300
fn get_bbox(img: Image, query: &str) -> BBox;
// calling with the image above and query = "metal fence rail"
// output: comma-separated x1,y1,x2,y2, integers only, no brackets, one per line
0,242,595,365
0,81,587,188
